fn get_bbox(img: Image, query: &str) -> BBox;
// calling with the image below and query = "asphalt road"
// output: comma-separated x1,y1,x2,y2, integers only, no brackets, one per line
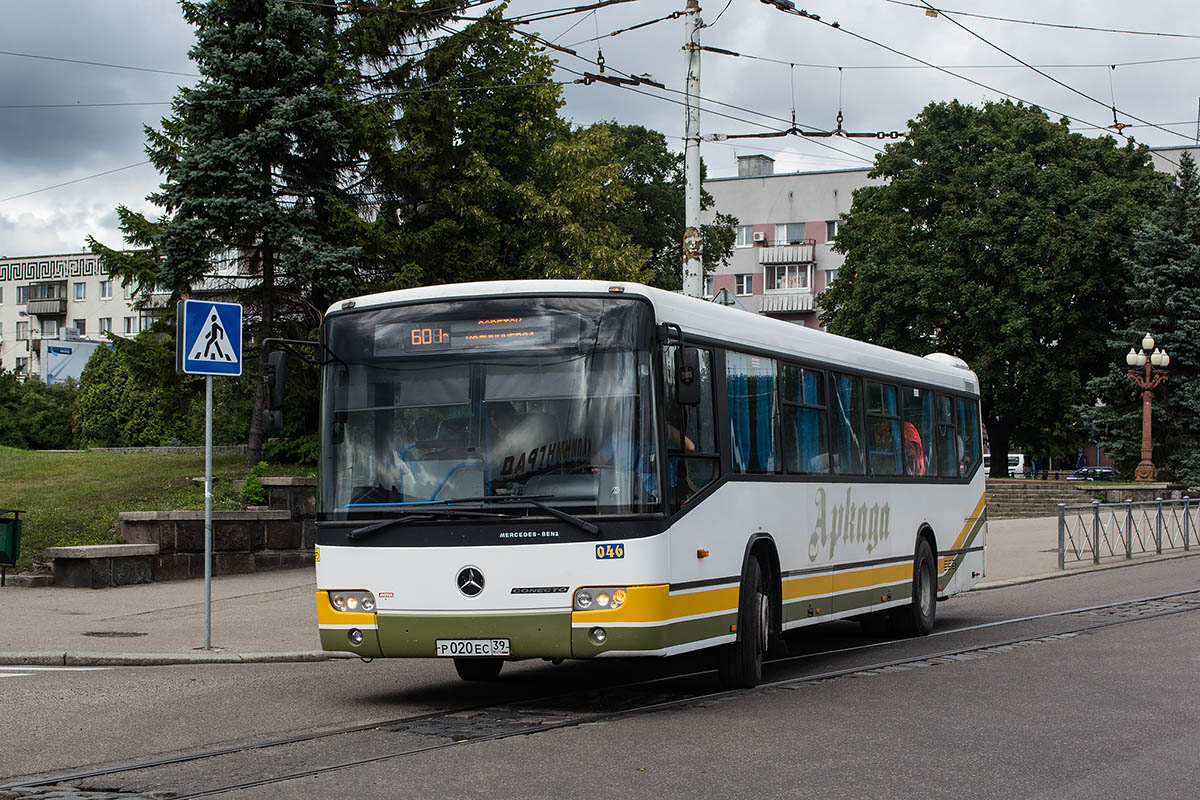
3,557,1199,799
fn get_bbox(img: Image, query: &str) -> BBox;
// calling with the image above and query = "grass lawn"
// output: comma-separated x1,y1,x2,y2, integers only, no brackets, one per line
0,447,312,572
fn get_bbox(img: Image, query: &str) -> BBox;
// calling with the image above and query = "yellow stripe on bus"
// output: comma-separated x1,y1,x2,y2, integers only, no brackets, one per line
577,560,919,626
949,492,987,551
315,591,377,626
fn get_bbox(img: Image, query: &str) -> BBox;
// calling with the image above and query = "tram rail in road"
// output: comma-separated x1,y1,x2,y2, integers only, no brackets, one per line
4,587,1199,799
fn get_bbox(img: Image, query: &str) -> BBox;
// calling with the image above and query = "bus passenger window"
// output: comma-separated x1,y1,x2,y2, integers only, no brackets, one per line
663,346,718,513
781,365,828,474
902,387,934,477
866,381,902,476
726,352,778,474
955,397,982,477
831,373,866,475
935,394,958,478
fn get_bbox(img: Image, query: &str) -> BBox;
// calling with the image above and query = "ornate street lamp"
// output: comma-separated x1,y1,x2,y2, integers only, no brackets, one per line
1125,333,1170,482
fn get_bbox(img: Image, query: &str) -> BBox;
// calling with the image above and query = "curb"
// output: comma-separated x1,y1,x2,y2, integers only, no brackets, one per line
0,651,354,667
974,548,1200,591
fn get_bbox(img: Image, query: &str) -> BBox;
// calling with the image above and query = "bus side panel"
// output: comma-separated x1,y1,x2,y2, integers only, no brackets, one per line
665,477,986,628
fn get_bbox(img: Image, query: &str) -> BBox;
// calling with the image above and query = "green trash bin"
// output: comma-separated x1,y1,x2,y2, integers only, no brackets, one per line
0,510,23,585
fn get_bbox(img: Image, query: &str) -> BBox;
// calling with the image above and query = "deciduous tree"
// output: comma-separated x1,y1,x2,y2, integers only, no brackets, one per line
1083,152,1200,482
819,100,1166,476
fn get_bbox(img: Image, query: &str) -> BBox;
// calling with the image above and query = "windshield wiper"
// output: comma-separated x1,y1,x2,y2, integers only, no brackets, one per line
331,508,517,542
453,495,600,536
333,495,601,540
406,495,601,537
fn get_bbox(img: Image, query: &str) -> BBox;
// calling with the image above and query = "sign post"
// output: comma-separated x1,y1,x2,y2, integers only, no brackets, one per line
177,300,243,649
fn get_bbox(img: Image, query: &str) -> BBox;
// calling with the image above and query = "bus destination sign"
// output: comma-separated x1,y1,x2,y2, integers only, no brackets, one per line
377,316,555,355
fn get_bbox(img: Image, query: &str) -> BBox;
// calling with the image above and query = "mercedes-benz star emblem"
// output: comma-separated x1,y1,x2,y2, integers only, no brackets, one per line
456,567,484,597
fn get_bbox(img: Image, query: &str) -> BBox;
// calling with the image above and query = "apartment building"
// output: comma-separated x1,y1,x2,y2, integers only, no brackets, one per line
702,146,1200,328
0,253,165,379
701,155,877,327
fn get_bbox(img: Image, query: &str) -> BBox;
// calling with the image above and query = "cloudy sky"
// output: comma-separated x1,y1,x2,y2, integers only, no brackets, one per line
2,0,1197,257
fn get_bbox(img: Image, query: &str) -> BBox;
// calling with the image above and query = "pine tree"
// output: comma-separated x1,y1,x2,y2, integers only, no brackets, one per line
1083,152,1200,482
343,8,652,286
92,0,361,464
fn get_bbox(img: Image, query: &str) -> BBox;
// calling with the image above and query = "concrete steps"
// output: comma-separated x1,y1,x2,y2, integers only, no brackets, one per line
986,479,1100,519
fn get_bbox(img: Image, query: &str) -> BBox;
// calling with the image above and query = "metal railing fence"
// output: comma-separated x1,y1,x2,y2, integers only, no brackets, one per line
1058,497,1194,569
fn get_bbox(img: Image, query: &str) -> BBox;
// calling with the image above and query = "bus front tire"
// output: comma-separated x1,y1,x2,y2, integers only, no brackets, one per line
717,557,767,689
892,538,937,637
453,657,504,681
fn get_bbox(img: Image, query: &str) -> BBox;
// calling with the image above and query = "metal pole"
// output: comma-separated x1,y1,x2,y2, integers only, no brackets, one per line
1057,504,1065,570
681,0,703,298
1092,500,1100,565
204,374,213,649
1185,496,1191,551
1125,499,1133,559
1155,496,1163,554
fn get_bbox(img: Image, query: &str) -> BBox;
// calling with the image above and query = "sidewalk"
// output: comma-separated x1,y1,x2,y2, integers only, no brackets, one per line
0,570,328,666
1,517,1196,666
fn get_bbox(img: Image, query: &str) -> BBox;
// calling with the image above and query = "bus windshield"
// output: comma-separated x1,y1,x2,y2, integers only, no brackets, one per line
320,296,661,518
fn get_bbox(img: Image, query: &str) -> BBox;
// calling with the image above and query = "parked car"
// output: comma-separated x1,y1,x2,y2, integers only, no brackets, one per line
983,453,1028,477
1066,466,1119,481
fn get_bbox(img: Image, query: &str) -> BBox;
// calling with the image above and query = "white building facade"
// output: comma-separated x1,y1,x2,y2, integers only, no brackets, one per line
0,253,162,379
701,146,1200,328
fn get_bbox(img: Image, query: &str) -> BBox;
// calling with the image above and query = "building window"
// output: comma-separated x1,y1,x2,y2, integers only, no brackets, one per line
16,321,29,340
99,280,113,299
15,357,28,374
17,286,29,303
703,275,714,298
99,317,112,334
766,263,810,290
774,222,805,245
73,319,87,335
124,316,137,334
0,286,4,304
74,282,86,300
736,225,754,248
735,274,754,296
826,219,840,241
826,269,839,285
43,319,59,339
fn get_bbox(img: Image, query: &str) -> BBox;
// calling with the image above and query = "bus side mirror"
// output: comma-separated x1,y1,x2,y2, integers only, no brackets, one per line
263,350,288,434
676,347,701,406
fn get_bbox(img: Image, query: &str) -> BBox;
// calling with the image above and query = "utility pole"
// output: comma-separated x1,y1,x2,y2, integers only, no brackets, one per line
682,0,703,298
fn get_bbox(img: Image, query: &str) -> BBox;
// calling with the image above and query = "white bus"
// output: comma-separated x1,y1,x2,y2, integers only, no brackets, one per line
276,280,986,688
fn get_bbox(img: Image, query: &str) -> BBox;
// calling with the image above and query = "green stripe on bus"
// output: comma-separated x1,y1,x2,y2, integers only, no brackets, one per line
572,611,738,656
375,611,572,658
939,510,986,586
320,627,383,658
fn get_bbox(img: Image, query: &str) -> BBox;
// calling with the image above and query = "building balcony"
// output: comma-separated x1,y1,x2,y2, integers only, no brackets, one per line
757,240,815,264
26,298,67,315
759,289,815,314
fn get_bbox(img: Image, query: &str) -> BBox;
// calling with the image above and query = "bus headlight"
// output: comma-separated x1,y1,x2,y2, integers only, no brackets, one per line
574,587,627,611
329,590,377,613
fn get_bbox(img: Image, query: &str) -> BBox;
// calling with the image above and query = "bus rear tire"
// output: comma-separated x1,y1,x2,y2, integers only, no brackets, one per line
717,557,767,689
454,657,504,681
892,538,936,637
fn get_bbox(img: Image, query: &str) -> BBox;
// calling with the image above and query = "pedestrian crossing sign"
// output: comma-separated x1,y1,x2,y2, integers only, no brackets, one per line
177,300,243,376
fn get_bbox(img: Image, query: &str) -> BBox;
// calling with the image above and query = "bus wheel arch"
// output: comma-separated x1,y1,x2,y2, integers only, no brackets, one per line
718,534,781,689
893,528,938,637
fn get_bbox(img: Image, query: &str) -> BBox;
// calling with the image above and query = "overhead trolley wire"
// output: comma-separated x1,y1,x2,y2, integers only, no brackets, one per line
884,1,1200,40
912,0,1197,143
0,49,199,78
698,46,1200,72
0,161,153,204
763,5,1183,170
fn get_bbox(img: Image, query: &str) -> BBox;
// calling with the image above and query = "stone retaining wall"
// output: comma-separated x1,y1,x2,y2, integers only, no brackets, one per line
118,477,317,582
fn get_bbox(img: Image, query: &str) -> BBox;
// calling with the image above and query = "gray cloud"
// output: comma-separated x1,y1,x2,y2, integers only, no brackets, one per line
2,0,1196,256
